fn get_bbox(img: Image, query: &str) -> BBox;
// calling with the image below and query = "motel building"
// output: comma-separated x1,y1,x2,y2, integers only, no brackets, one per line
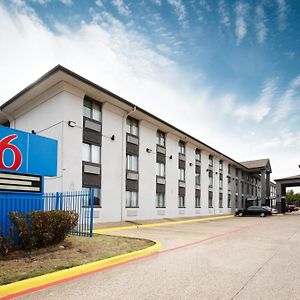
0,66,276,223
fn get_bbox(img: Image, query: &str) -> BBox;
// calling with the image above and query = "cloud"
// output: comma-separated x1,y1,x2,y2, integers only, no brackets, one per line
31,0,51,5
112,0,130,16
277,0,287,31
152,0,161,5
167,0,186,22
233,78,277,122
255,4,268,44
60,0,73,6
272,75,300,123
218,0,230,27
235,1,249,44
95,0,104,7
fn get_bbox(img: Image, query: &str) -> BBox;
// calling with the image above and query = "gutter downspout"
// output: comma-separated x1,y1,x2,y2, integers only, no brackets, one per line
121,106,137,221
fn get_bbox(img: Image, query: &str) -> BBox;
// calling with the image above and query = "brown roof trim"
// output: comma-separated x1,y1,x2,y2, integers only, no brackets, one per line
0,65,253,171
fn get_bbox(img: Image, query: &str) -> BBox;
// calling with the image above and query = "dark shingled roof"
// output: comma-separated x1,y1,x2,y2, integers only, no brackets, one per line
239,159,270,169
275,175,300,182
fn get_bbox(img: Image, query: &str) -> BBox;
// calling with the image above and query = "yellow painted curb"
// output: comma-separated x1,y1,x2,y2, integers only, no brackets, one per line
94,214,234,234
0,241,161,298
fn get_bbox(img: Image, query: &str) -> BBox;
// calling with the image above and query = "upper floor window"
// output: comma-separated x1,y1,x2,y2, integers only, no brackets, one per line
126,154,138,171
82,143,100,164
156,162,165,177
219,173,223,189
83,98,101,122
178,141,185,155
195,149,201,161
228,164,231,174
208,170,213,187
209,155,213,167
195,173,201,185
126,117,139,136
179,168,185,181
157,130,165,147
219,160,223,171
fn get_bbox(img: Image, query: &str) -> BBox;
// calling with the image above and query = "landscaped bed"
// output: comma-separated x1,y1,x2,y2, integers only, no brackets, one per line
0,234,154,285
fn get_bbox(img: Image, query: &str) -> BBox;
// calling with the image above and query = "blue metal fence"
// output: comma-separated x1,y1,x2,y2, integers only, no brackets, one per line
0,190,94,238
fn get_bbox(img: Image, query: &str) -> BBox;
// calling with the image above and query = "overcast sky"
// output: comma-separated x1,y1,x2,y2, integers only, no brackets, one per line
0,0,300,182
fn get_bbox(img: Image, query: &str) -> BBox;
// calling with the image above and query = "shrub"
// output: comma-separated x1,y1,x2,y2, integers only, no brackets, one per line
9,210,78,250
0,232,13,256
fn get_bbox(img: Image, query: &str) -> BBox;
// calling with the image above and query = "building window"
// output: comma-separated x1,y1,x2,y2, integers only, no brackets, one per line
236,168,238,177
208,191,213,208
178,195,185,208
82,143,100,164
219,160,223,171
179,168,185,181
156,162,165,177
228,176,231,184
157,130,165,147
195,196,201,208
209,155,213,167
208,170,213,188
235,194,238,208
126,117,139,136
219,193,223,208
219,173,223,189
228,164,231,174
126,191,138,207
195,173,201,185
156,193,165,208
83,187,101,207
178,141,185,155
195,149,201,161
83,98,101,122
227,194,231,208
241,181,244,194
126,154,138,171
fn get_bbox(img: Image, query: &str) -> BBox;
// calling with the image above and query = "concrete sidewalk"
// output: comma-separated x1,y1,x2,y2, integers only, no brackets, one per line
93,214,232,230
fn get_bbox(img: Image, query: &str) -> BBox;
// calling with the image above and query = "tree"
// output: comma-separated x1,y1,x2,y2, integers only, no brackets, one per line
286,189,300,206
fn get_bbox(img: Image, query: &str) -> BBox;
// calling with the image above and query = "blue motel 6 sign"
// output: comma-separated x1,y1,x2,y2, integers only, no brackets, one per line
0,126,57,177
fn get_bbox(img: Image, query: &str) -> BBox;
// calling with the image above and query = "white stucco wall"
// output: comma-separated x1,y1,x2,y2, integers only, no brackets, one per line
10,84,260,223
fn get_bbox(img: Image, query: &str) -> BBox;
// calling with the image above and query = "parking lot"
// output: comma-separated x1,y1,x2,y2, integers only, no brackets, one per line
21,213,300,300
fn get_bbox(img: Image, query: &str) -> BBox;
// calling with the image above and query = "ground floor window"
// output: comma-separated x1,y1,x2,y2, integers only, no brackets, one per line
126,191,138,208
82,187,101,207
219,193,223,208
235,194,238,208
156,193,165,208
178,195,185,208
195,196,201,208
228,193,231,208
208,191,213,208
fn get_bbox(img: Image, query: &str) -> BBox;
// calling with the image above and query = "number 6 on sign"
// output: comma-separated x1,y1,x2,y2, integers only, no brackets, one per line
0,134,23,171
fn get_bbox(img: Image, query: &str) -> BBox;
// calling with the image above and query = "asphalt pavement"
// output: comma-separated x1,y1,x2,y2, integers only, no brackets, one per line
19,213,300,300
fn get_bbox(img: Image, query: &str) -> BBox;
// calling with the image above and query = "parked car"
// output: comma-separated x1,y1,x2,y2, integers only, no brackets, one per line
235,206,272,217
263,206,278,214
286,205,299,212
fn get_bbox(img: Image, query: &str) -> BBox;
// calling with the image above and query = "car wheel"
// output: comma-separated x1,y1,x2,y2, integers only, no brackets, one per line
260,212,266,217
238,212,244,217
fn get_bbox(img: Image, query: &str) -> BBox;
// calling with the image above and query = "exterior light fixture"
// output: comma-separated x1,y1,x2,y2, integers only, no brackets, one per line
146,148,152,153
31,130,36,134
189,162,193,166
169,155,173,159
68,120,76,127
111,135,115,141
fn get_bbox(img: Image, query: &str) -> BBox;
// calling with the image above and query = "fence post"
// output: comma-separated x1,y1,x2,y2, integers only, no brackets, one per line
55,192,59,210
89,188,94,237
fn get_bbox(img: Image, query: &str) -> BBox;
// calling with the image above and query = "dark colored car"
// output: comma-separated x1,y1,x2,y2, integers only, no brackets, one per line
235,206,272,217
286,205,299,212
